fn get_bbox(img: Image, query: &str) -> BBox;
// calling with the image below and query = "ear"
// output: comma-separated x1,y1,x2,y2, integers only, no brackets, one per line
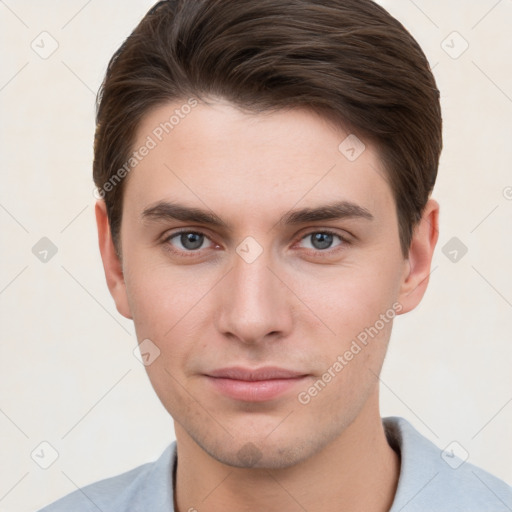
397,198,439,314
95,200,133,319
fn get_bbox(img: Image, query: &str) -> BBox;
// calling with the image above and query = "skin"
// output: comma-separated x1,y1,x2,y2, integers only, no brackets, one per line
96,99,439,512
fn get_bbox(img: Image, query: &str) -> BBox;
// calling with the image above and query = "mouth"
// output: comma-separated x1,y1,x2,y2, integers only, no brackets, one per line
204,366,310,402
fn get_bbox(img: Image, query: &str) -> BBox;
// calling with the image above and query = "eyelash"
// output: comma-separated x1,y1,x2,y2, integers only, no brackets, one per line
162,229,350,258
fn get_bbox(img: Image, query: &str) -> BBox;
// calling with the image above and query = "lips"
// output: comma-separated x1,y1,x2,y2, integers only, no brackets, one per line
207,366,307,381
205,366,309,402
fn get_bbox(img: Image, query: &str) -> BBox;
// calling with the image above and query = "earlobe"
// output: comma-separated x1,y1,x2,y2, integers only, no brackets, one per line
397,198,439,314
95,200,133,319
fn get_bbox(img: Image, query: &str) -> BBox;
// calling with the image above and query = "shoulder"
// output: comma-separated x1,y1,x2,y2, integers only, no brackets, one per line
36,443,176,512
384,416,512,511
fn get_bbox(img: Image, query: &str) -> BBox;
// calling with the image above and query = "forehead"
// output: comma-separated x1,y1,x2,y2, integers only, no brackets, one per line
122,99,394,228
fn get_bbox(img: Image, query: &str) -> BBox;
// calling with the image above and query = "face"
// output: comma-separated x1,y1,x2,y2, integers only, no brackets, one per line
98,98,436,469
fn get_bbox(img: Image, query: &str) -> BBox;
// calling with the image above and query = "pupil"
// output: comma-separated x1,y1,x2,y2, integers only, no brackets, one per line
181,232,203,250
312,232,333,250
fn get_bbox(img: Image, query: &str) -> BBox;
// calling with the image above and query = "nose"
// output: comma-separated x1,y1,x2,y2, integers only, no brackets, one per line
214,245,294,345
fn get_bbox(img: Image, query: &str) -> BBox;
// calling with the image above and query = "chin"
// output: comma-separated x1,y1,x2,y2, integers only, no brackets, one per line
210,440,309,469
190,425,334,470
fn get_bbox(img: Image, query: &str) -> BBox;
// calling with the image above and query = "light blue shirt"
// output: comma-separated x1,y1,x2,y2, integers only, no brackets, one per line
37,416,512,511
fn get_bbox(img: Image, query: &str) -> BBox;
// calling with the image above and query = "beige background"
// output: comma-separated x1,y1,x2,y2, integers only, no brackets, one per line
1,1,511,510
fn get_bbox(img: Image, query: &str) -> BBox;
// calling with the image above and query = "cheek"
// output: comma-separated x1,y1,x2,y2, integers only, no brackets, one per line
291,262,400,401
123,255,211,336
123,259,217,383
296,264,400,338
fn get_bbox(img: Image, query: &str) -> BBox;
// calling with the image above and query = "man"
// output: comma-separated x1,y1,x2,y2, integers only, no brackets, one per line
39,0,512,510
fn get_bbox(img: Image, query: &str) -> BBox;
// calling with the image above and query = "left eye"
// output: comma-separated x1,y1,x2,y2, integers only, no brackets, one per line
298,231,345,251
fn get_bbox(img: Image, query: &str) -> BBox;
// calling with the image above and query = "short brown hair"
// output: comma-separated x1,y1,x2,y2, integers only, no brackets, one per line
93,0,442,257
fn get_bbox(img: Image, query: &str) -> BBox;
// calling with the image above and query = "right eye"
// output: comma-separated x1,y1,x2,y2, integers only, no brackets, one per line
163,230,218,257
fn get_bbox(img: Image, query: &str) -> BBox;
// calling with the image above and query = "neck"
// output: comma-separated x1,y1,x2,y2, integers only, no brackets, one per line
173,394,400,512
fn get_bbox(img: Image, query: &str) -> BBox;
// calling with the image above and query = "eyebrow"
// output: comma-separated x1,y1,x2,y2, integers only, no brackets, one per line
141,200,373,229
